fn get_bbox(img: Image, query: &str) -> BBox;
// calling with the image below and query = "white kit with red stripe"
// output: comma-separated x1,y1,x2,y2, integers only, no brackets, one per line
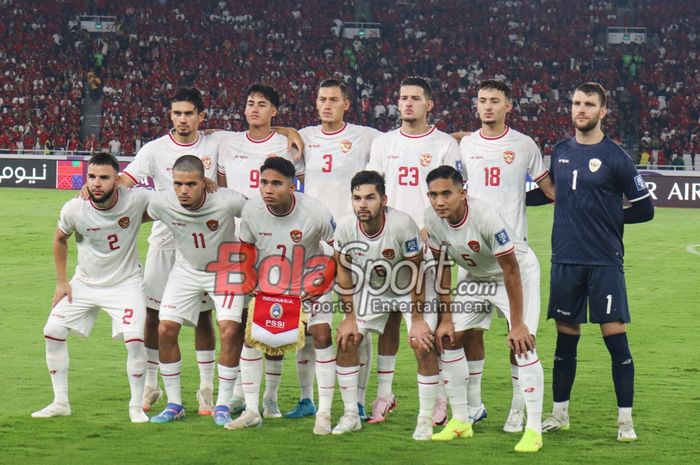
299,122,381,218
367,126,460,229
216,130,304,199
459,126,548,243
122,130,224,249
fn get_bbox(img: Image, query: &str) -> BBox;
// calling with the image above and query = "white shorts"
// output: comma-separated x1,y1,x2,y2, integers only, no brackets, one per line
354,293,438,336
144,246,214,312
159,262,245,327
48,275,146,340
452,252,541,335
304,292,334,328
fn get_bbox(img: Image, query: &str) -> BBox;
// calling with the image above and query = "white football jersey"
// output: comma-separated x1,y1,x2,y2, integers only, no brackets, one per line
424,197,530,279
334,207,422,296
300,122,382,217
58,187,150,287
147,188,246,271
216,130,305,199
459,127,548,242
122,130,223,249
367,126,459,228
239,193,335,295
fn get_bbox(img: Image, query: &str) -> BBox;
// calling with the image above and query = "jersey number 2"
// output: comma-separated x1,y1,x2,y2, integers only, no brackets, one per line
107,234,120,250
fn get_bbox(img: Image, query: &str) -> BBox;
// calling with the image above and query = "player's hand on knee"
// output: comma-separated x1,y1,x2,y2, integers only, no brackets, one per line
409,319,434,352
52,282,72,307
336,318,360,350
508,323,534,355
435,319,455,353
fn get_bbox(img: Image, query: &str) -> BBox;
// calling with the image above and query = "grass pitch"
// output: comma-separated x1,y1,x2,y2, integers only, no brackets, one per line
0,188,698,465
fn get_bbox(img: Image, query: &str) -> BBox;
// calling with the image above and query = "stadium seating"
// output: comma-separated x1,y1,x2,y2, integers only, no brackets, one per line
1,0,697,159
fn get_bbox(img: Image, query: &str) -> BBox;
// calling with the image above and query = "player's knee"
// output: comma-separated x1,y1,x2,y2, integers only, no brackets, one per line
412,345,436,364
43,323,69,341
158,320,180,341
218,321,240,342
310,325,332,349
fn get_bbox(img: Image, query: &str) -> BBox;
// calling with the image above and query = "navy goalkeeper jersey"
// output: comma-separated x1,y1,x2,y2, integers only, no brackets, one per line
550,136,650,266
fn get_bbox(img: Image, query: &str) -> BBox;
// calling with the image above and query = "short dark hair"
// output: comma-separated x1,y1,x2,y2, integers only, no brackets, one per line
400,76,432,100
260,156,295,180
171,87,205,113
351,170,385,196
319,78,348,99
88,152,120,173
575,82,607,107
426,165,464,187
478,79,511,100
172,155,204,178
246,84,280,108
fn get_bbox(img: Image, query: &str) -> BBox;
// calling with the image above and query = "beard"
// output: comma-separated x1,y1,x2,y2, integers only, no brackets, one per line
89,186,116,205
574,115,600,133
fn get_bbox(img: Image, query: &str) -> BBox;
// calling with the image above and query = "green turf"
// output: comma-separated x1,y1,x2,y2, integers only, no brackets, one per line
1,188,698,465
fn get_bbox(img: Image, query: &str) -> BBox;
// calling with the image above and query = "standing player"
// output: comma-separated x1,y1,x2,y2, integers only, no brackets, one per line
333,170,446,439
32,153,150,423
458,79,554,431
121,88,222,416
425,165,543,452
365,76,459,424
216,84,305,417
146,156,247,424
226,157,337,435
288,79,382,420
542,82,654,441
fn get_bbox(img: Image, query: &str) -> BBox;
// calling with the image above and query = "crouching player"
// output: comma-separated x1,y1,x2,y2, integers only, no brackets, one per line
425,166,544,452
33,153,151,423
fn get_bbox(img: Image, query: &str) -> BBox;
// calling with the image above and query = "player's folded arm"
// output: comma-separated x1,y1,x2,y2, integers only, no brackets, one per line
623,195,654,224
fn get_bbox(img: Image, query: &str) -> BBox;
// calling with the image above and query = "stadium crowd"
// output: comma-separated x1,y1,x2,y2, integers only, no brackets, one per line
0,0,697,165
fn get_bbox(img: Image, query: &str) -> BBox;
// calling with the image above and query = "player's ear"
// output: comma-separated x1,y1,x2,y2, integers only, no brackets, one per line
381,194,388,207
198,111,206,123
426,99,434,113
506,99,513,112
271,106,278,118
599,105,608,120
343,99,350,111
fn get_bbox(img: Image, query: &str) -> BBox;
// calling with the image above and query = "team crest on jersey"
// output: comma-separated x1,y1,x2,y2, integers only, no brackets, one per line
340,139,352,153
468,240,480,252
118,216,130,229
589,158,602,173
290,229,303,243
206,219,219,231
420,153,433,167
201,156,212,170
503,150,515,164
382,248,395,259
269,303,283,319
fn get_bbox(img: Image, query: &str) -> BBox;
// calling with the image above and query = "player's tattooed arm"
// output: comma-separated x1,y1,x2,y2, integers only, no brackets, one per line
52,228,72,307
407,254,434,352
496,252,534,355
273,127,305,159
334,251,360,350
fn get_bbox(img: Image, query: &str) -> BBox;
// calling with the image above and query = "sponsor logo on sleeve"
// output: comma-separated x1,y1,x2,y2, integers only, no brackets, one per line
118,216,130,228
495,229,510,246
634,174,646,191
404,238,419,253
206,219,219,231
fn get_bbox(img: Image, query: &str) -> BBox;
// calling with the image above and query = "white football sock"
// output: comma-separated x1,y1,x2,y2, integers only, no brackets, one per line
145,348,159,390
232,376,244,400
440,349,469,422
357,336,372,406
376,355,396,398
315,346,336,415
337,365,360,415
296,335,315,400
553,400,569,416
618,407,633,423
160,360,182,406
263,359,283,402
417,374,439,421
44,325,70,405
511,363,524,410
125,337,146,407
196,350,216,391
240,346,263,414
517,350,544,433
216,364,239,407
467,358,484,412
